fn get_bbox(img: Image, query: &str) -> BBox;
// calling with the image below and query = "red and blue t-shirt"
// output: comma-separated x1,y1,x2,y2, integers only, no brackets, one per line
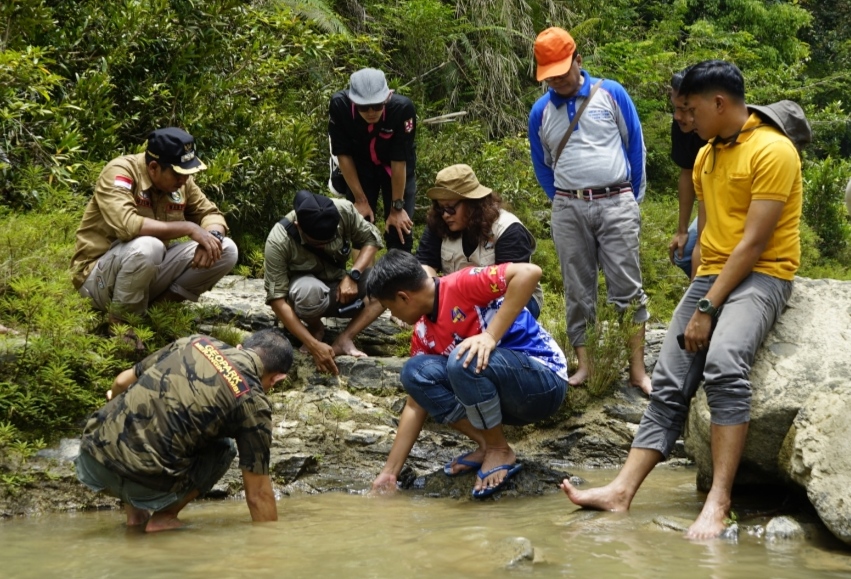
410,264,568,381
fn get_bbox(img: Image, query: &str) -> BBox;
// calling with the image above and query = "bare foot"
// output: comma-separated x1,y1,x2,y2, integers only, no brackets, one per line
685,494,731,540
630,372,653,395
559,479,632,512
145,513,185,533
474,446,516,493
446,448,486,476
331,336,367,358
124,504,150,527
568,366,589,387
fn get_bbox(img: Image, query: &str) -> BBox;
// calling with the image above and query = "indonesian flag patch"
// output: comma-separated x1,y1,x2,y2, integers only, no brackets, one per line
114,175,133,190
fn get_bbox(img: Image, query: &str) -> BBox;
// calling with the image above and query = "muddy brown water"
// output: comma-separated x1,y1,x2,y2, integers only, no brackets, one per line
2,467,850,578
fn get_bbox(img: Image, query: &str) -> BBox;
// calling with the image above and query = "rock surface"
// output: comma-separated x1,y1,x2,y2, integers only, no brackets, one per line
684,277,851,493
779,384,851,545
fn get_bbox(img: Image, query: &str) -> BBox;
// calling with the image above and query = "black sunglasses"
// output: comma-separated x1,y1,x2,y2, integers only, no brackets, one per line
356,103,386,113
435,201,462,216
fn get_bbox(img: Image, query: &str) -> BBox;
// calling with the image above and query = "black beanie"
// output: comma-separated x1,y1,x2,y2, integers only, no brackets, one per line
294,190,340,242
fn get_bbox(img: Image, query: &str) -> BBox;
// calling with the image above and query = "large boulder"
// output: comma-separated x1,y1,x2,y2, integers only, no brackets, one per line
779,384,851,545
684,277,851,491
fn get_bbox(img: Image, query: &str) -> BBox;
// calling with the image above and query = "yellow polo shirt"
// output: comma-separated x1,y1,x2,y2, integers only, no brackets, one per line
694,113,802,281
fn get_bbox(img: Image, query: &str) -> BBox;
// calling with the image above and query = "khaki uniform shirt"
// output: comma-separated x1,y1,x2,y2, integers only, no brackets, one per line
80,335,272,492
70,153,228,288
264,198,383,303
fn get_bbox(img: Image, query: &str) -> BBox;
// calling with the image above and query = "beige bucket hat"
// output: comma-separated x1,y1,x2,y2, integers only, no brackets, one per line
426,164,493,201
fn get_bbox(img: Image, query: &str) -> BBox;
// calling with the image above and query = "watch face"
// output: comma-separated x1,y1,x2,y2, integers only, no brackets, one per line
349,269,361,281
392,199,405,210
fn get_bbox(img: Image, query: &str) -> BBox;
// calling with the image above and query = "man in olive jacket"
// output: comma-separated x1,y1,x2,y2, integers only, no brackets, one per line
71,127,237,329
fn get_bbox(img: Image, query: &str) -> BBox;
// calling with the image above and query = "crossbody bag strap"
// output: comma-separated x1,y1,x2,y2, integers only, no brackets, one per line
553,78,604,168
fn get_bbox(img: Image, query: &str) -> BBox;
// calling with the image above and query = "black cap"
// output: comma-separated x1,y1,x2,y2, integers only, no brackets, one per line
294,190,340,242
146,127,207,175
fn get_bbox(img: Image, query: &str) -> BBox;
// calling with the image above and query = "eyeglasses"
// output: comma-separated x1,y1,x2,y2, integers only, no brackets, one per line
356,103,386,113
435,201,462,216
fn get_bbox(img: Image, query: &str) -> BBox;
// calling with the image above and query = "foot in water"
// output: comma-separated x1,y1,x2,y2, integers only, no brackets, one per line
331,336,367,358
559,478,632,512
685,494,732,540
145,513,185,533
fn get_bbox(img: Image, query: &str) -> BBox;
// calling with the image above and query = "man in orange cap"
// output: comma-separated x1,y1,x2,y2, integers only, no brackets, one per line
528,27,651,394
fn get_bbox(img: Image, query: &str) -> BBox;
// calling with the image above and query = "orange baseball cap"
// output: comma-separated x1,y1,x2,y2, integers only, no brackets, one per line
534,27,576,81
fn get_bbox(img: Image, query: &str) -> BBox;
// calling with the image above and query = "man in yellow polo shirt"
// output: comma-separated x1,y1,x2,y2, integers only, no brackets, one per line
560,60,801,540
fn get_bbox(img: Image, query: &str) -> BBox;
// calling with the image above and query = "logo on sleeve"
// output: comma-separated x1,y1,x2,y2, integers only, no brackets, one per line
405,118,414,133
490,283,500,293
193,339,250,397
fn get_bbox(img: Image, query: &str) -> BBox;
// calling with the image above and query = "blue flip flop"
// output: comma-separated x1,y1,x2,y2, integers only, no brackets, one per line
443,451,483,477
472,463,523,498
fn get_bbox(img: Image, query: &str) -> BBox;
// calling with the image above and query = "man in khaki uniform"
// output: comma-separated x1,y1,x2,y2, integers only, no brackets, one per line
75,328,293,532
71,127,237,332
264,190,385,375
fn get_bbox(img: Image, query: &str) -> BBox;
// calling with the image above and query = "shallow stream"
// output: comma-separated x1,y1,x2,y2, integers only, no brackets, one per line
2,467,850,578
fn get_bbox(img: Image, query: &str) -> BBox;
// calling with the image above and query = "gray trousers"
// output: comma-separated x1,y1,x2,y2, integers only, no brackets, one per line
288,268,370,321
550,193,649,348
632,273,793,457
79,236,238,317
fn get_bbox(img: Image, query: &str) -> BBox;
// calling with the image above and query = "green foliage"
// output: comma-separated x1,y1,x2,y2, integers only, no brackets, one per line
802,157,851,259
585,303,640,398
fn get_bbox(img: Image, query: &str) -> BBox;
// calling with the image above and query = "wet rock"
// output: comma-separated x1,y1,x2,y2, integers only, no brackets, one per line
272,454,320,483
779,383,851,546
413,460,569,500
685,278,851,491
498,537,535,568
652,516,692,533
765,516,809,541
35,438,80,463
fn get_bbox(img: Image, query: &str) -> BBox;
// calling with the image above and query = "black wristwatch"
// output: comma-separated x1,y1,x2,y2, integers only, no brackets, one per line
391,198,405,211
347,269,362,282
696,297,719,318
209,230,225,242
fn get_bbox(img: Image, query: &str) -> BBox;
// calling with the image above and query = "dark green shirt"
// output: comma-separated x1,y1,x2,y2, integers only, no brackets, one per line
81,335,272,492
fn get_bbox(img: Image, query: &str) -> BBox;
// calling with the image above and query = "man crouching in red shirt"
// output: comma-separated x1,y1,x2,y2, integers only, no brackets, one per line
367,250,568,498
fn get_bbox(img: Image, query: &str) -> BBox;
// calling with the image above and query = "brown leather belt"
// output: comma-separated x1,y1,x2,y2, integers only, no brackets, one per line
555,182,632,200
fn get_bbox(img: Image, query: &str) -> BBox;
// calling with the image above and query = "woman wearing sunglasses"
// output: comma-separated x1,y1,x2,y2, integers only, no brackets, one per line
416,164,543,318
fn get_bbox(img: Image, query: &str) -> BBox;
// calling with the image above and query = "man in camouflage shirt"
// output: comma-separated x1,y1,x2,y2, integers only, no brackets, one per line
71,127,237,341
75,328,293,532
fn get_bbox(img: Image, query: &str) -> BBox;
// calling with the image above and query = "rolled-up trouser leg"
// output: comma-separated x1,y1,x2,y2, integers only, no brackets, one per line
148,238,239,302
632,277,712,457
399,355,466,424
446,347,567,430
79,236,167,316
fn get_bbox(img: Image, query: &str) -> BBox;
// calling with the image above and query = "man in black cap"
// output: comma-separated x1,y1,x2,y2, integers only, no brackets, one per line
264,190,386,374
328,67,417,252
71,127,237,346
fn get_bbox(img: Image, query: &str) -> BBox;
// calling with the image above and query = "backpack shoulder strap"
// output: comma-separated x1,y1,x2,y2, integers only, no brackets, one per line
553,78,604,168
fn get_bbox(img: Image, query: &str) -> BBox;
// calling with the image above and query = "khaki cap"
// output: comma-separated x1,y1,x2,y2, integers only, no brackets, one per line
426,164,492,201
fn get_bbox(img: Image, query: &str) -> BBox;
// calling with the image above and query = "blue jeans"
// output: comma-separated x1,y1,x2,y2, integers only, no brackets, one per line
400,347,567,430
672,219,698,278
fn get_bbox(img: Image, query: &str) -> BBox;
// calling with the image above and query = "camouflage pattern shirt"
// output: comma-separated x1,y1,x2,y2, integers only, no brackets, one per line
81,335,272,492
